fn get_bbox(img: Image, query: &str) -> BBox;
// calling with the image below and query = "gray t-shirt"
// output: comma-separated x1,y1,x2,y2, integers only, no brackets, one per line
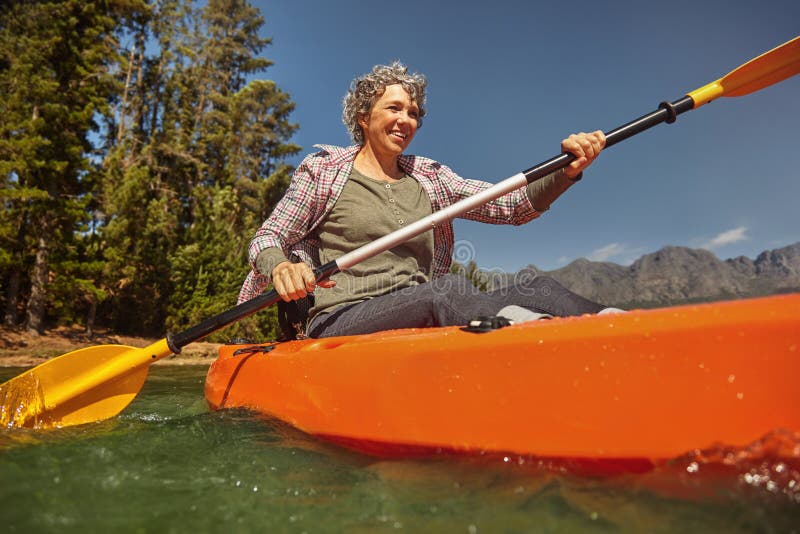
309,167,434,318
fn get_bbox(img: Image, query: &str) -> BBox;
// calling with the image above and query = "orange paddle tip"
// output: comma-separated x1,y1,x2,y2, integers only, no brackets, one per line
689,36,800,108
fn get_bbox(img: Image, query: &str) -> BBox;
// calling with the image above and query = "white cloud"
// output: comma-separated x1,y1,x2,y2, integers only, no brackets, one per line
582,242,646,265
587,242,627,262
699,226,748,250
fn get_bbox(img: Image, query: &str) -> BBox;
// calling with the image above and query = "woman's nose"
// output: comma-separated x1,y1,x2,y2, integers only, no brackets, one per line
397,110,414,125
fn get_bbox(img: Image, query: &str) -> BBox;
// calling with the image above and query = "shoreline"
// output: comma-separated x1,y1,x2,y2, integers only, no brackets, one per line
0,326,220,368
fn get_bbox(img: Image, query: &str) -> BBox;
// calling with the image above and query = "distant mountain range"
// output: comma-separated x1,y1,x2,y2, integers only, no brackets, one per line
494,242,800,309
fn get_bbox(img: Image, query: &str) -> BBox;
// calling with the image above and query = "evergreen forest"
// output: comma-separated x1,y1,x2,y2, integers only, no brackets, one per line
0,0,300,341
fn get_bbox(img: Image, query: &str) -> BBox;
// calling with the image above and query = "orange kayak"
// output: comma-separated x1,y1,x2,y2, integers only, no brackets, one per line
205,294,800,461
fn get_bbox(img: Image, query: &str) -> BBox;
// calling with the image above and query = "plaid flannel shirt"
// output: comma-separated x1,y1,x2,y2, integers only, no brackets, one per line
238,144,541,303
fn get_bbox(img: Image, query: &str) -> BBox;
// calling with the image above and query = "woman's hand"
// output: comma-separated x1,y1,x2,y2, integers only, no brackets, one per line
271,261,336,302
561,130,606,180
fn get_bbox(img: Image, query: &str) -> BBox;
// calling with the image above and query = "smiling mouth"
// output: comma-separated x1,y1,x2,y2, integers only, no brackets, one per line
390,131,407,141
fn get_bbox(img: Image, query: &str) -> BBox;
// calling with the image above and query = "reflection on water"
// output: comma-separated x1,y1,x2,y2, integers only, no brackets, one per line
0,366,797,533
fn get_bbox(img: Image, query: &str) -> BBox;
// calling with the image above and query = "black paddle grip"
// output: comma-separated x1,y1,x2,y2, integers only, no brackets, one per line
605,96,694,148
522,96,693,185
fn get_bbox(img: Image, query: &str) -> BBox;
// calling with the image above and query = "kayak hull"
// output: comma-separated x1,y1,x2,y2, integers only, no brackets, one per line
205,294,800,461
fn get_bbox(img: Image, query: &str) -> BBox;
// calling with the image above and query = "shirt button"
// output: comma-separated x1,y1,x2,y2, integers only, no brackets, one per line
398,219,404,224
385,184,391,189
389,198,395,203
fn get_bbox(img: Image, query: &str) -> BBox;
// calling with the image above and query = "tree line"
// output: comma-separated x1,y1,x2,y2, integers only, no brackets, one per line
0,0,300,341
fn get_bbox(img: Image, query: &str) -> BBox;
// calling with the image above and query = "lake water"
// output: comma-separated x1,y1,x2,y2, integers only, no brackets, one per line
1,366,797,533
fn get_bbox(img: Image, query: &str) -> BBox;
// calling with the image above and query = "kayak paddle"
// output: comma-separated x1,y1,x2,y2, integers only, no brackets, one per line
1,35,798,430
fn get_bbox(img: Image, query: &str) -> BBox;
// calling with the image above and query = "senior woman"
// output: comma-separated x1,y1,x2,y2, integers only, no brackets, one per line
239,62,616,339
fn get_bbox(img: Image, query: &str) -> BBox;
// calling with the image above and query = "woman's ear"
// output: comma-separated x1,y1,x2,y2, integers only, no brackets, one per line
357,112,368,130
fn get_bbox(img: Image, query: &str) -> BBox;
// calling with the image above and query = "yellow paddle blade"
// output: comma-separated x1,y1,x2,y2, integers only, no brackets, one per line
689,36,800,108
1,339,172,429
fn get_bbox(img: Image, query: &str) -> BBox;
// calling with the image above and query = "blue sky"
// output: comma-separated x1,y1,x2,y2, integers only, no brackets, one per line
252,0,799,272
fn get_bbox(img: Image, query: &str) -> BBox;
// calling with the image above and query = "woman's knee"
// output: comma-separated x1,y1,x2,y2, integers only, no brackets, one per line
430,275,498,320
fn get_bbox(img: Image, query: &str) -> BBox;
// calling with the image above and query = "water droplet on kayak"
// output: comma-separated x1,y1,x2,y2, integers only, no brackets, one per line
686,462,699,473
727,374,736,384
737,392,744,400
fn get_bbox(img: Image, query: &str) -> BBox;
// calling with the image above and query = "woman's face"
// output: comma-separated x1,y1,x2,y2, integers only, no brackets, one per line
358,84,419,156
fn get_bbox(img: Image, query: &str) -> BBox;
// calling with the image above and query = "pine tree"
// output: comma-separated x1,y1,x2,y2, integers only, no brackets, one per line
167,186,279,341
164,0,300,341
451,260,491,292
97,0,300,338
0,0,146,333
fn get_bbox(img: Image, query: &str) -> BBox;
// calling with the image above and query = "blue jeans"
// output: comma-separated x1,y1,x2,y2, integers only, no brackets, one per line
307,273,605,338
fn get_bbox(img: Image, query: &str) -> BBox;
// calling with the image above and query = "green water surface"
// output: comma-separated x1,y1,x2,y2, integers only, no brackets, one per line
0,366,797,533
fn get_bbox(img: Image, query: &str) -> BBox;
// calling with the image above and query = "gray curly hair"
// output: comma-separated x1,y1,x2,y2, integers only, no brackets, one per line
342,61,427,145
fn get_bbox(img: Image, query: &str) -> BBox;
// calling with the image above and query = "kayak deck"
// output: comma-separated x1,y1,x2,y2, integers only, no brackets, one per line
205,294,800,461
